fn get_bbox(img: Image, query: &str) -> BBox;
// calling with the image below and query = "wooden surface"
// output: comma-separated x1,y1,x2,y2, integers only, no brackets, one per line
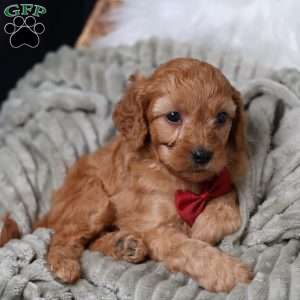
76,0,120,48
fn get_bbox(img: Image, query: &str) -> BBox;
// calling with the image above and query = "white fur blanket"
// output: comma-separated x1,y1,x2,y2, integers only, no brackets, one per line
93,0,300,70
1,39,300,299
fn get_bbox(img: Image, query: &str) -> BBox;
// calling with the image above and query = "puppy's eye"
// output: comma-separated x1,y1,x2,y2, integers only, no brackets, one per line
166,111,182,123
215,112,228,125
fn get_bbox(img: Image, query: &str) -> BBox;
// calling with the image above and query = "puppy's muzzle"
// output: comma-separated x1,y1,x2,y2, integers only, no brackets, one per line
191,148,213,165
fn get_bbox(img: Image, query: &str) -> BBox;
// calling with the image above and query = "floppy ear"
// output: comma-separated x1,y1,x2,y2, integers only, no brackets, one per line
229,88,249,181
113,74,149,150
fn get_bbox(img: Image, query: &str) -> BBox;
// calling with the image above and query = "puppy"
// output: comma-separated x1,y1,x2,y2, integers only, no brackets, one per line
0,58,252,292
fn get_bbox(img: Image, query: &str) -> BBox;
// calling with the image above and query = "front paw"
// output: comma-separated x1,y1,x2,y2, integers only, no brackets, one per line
191,218,222,245
192,213,241,245
192,226,221,245
199,252,253,293
47,252,81,283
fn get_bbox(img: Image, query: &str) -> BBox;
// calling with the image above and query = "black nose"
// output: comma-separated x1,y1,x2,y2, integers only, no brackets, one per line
192,148,213,165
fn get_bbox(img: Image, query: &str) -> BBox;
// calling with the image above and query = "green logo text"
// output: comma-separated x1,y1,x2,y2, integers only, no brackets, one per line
4,4,47,17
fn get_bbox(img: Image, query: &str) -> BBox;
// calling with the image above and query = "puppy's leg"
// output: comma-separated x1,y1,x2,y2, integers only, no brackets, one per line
144,225,252,293
89,230,148,263
43,159,115,283
47,196,113,283
191,192,241,245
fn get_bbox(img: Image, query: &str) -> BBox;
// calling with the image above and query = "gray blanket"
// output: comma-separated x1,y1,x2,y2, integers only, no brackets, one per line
1,39,300,300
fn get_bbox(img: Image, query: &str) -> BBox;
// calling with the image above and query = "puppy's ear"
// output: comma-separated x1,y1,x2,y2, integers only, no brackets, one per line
229,88,249,181
113,73,149,150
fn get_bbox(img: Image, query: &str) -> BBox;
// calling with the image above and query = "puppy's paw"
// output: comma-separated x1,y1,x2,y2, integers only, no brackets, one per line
114,234,148,263
191,193,241,246
234,261,254,284
192,226,221,245
48,253,80,283
200,253,253,293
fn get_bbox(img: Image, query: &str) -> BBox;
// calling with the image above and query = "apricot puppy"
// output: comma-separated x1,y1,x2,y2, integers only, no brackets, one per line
1,58,253,292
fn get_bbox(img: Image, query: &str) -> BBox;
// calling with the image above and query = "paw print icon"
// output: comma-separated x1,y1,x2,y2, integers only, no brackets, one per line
4,16,45,48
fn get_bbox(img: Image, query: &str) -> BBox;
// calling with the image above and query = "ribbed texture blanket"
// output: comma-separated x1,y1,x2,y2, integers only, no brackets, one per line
1,39,300,299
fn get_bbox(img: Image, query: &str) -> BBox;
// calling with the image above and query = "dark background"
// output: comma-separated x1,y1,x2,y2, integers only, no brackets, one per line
0,0,95,104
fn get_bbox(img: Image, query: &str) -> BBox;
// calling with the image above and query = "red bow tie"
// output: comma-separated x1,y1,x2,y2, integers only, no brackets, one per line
175,168,232,226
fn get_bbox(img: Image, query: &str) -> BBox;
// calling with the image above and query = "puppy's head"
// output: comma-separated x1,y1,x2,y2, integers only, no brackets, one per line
113,58,248,182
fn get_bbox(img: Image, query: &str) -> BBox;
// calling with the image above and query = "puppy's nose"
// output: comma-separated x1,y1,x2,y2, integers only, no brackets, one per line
191,148,213,165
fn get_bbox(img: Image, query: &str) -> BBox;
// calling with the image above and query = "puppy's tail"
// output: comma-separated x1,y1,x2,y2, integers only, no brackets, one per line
0,214,21,247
